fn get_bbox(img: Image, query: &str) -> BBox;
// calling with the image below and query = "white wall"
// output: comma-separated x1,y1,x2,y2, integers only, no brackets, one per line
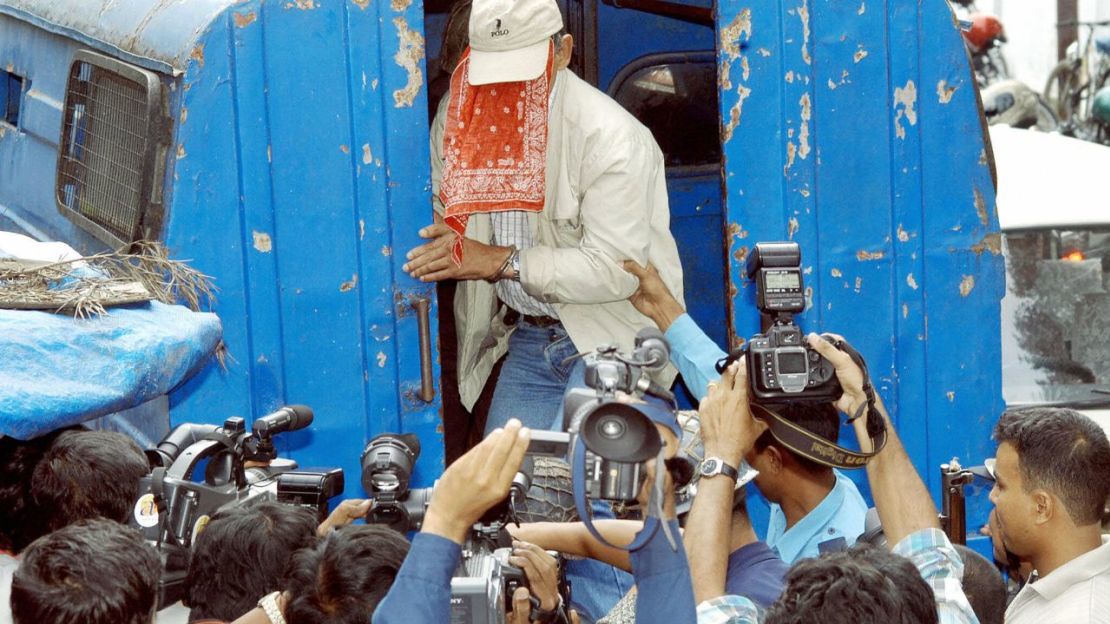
980,0,1110,92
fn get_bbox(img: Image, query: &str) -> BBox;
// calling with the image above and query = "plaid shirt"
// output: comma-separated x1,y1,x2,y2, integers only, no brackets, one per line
695,528,979,624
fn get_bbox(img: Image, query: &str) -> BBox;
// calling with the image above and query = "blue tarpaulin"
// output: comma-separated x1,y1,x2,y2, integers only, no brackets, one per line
0,301,222,439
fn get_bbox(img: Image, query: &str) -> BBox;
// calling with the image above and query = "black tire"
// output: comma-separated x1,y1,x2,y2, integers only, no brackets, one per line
516,456,578,523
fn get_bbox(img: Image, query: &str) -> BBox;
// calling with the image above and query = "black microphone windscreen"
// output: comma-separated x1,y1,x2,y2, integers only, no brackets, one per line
287,405,314,429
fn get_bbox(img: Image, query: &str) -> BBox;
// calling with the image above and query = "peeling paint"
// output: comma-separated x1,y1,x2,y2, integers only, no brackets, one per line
391,0,411,10
959,275,975,297
252,231,273,253
340,275,359,292
267,145,272,163
359,220,366,240
377,351,387,367
854,277,862,293
372,78,379,90
733,246,750,264
858,1,865,14
978,149,988,166
176,144,186,159
784,141,797,175
757,47,771,57
971,233,1002,255
728,223,749,240
741,57,750,81
190,45,205,68
353,0,370,8
897,225,910,242
362,143,373,165
797,93,811,160
799,188,810,197
718,9,752,92
906,273,918,290
854,45,868,63
946,391,955,402
721,85,751,143
785,71,795,83
936,79,957,104
893,80,918,139
339,144,350,154
179,107,188,125
973,188,989,226
787,217,800,239
381,245,392,257
902,303,909,318
392,17,425,108
285,0,317,8
798,1,811,65
831,268,843,278
233,11,256,27
856,249,884,261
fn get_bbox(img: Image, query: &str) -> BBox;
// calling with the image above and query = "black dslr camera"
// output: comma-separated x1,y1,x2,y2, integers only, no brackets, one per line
362,434,569,624
132,406,343,607
738,242,839,404
561,328,674,502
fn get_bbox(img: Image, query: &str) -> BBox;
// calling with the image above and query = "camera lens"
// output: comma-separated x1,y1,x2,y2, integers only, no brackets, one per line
599,417,626,440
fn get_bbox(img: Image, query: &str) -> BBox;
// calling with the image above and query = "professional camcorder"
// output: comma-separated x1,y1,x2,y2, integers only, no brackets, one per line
132,405,343,607
725,241,840,404
361,433,570,624
561,327,676,503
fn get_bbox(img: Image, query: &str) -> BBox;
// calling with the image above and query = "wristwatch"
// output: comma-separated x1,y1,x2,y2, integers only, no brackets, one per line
510,249,522,282
699,457,740,481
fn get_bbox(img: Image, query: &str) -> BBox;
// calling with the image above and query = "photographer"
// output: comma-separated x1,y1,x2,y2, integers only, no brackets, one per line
623,262,866,563
372,419,696,624
10,519,160,624
182,502,320,623
693,334,978,623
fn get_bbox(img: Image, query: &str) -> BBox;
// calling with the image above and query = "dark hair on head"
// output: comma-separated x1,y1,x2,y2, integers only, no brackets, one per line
440,0,472,74
993,407,1110,525
11,518,159,624
27,429,148,541
953,545,1006,624
753,402,839,475
0,426,85,553
765,542,937,624
284,524,410,624
185,502,320,621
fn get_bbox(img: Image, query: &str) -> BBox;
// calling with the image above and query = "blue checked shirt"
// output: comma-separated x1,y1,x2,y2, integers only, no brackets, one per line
695,528,979,624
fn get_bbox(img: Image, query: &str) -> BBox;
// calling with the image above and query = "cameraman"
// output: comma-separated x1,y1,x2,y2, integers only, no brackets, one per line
694,337,978,623
372,419,696,624
623,262,866,562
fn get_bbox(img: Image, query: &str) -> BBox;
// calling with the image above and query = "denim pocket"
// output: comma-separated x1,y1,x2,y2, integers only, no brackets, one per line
544,332,578,381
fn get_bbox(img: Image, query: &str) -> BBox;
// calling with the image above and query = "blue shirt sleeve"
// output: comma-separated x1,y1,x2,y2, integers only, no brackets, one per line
372,532,461,624
665,313,728,402
630,519,696,624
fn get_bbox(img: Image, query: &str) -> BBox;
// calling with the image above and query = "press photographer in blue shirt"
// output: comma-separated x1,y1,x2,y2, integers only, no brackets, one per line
622,261,867,563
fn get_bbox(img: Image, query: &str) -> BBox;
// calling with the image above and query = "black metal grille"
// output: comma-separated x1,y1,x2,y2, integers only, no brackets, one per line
56,52,165,246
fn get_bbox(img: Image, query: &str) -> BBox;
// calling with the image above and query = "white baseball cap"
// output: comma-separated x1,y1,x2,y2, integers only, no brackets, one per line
467,0,564,86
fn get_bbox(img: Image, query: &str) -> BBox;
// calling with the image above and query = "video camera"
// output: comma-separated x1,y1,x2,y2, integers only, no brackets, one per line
560,327,676,503
131,405,343,607
361,434,570,624
718,241,840,404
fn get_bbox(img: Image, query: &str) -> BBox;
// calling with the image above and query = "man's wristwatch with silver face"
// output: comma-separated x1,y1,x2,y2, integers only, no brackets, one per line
699,457,740,481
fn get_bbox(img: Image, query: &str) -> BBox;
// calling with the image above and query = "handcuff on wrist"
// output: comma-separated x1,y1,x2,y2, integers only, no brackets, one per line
487,245,518,283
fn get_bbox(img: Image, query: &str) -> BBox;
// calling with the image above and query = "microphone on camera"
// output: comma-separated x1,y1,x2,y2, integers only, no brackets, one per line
253,405,314,438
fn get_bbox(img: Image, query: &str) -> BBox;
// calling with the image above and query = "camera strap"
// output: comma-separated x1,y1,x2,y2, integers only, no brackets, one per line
570,441,678,553
754,338,887,468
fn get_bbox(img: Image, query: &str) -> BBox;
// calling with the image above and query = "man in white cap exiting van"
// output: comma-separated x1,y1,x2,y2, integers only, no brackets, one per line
404,0,684,438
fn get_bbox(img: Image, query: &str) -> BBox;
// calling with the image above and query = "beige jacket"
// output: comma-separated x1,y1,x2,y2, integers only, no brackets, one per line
431,70,685,410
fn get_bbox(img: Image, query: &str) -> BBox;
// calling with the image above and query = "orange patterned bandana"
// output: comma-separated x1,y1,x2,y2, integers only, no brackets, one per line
439,44,554,265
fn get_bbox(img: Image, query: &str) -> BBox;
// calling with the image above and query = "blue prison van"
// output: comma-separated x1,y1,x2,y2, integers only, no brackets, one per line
0,0,1004,550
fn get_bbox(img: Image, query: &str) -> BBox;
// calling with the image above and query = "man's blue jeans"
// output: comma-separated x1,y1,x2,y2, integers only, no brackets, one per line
485,321,634,623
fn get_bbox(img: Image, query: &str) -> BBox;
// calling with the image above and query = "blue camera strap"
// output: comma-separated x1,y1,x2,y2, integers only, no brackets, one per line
570,440,678,553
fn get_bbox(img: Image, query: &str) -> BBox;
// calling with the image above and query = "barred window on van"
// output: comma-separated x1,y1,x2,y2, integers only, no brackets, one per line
55,50,169,247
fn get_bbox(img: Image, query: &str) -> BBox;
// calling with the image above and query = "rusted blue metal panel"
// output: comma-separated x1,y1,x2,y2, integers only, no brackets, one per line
0,0,442,494
716,0,1004,545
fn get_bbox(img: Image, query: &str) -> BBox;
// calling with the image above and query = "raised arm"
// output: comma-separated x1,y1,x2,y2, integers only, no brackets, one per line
508,520,639,571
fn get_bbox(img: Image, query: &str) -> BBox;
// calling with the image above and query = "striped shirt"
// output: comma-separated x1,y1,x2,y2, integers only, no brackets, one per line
491,209,559,318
